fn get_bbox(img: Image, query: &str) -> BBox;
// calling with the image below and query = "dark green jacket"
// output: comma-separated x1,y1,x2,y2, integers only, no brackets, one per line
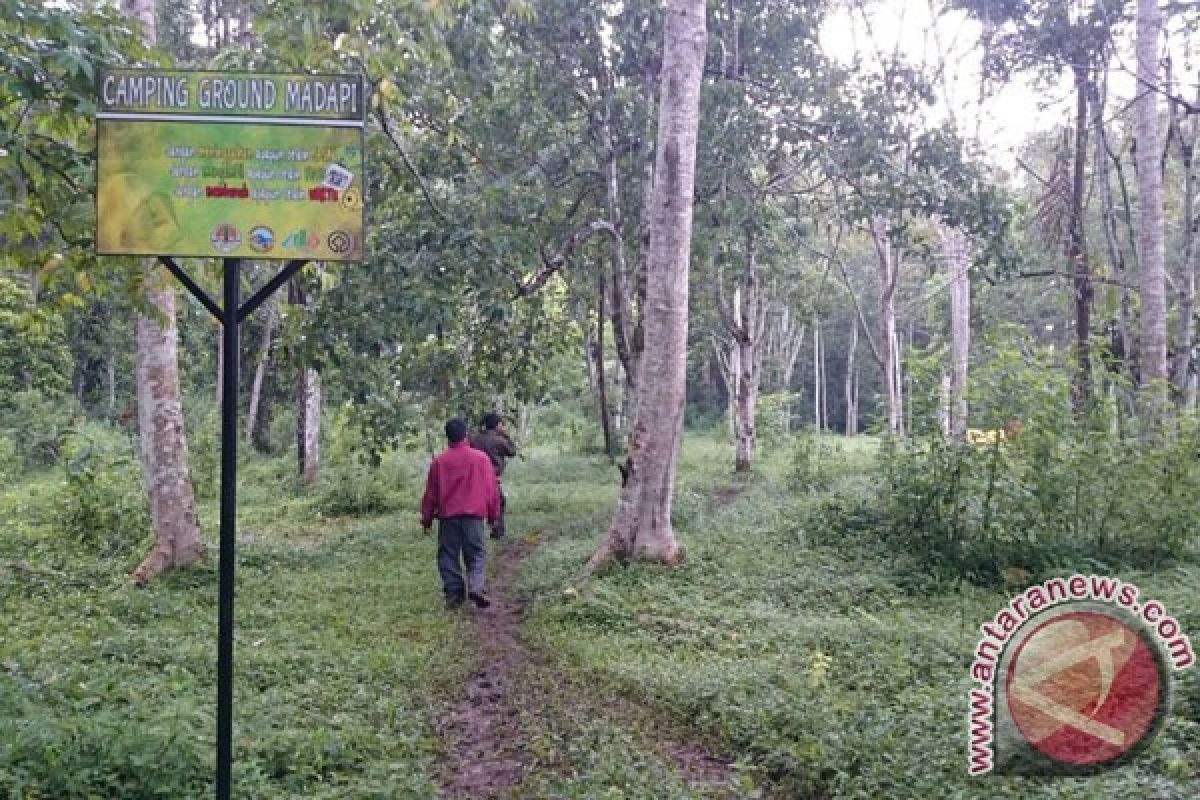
470,429,516,476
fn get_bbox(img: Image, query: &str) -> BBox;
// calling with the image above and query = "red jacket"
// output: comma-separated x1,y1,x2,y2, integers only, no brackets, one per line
420,441,499,527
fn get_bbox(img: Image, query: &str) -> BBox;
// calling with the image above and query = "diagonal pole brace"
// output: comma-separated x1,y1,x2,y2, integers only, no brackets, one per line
237,259,308,323
159,256,224,323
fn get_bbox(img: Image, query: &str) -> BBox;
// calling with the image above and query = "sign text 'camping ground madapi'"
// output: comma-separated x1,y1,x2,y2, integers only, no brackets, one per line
96,70,365,262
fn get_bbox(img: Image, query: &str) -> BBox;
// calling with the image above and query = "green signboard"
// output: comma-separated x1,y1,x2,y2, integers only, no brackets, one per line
96,70,365,261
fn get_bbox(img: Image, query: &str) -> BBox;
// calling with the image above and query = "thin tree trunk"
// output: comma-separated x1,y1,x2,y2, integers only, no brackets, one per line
105,357,117,417
1172,86,1199,404
595,272,615,458
1092,75,1133,368
1135,0,1167,409
245,297,276,445
813,320,823,431
941,225,971,438
871,216,903,435
124,0,205,585
589,0,704,569
289,277,320,485
845,320,858,436
1070,65,1094,412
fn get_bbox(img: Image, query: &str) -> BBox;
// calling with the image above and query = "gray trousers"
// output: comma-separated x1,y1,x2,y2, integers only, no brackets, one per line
437,516,486,602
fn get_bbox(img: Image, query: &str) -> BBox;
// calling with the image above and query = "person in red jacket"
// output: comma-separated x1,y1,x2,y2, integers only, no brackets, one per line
420,418,500,610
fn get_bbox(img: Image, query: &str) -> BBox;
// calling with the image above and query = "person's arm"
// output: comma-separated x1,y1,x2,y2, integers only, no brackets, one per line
419,461,439,529
486,468,500,526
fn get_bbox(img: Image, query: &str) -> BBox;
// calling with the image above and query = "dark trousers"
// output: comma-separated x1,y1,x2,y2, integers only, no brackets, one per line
437,516,486,603
492,483,507,538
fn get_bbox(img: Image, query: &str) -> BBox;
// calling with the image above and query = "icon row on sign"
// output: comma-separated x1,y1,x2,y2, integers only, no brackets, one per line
209,224,355,255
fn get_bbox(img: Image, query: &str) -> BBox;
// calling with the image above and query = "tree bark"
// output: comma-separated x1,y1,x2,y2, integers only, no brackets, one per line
1135,0,1168,410
595,272,615,458
289,277,320,485
871,216,903,435
845,320,858,436
131,283,206,584
1069,65,1094,412
124,0,205,585
245,296,276,445
589,0,705,569
296,366,321,486
940,225,971,438
1174,86,1199,406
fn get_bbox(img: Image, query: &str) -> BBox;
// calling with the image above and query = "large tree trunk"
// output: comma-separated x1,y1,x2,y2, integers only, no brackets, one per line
1069,65,1094,412
124,0,205,585
1135,0,1167,409
940,225,971,438
132,284,206,583
245,296,276,445
589,0,704,569
871,216,903,435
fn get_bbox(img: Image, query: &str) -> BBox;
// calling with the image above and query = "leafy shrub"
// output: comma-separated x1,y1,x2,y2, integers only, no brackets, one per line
0,389,77,468
57,434,151,554
876,414,1200,588
787,427,834,491
0,434,16,482
317,461,409,516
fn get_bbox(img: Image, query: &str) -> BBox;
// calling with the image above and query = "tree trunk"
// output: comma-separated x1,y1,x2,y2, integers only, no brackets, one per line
589,0,704,569
131,283,206,584
1135,0,1167,409
105,357,117,417
940,225,971,438
289,278,321,485
1092,75,1134,370
845,320,858,436
1070,65,1094,412
245,296,276,446
123,0,205,585
595,272,615,458
296,367,321,486
1172,85,1199,404
871,216,903,435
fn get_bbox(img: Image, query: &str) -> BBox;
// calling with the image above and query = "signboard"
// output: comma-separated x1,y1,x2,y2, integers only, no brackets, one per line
96,70,365,261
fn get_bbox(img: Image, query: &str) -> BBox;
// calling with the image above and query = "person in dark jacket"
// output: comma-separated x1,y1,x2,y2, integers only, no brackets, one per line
470,412,517,539
420,418,499,609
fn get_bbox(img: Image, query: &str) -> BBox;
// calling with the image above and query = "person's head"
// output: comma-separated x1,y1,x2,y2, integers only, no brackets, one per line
445,418,468,443
482,412,503,431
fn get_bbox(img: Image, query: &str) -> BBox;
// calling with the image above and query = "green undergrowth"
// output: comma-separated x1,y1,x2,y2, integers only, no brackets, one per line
0,453,470,799
518,436,1200,799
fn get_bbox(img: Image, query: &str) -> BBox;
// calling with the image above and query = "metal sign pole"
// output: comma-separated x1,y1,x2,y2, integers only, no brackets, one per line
158,254,307,798
216,257,239,800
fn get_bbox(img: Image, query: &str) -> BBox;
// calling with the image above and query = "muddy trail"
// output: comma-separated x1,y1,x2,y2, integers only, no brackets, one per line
436,534,739,800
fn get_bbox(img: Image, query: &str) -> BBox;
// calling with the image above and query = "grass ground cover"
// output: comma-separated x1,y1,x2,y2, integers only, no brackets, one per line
2,432,1197,798
517,435,1200,799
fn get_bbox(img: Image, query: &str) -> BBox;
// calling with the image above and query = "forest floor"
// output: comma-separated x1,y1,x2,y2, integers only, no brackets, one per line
1,430,1197,798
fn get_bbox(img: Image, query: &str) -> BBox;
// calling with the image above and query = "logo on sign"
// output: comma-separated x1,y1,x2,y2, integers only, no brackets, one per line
327,230,353,254
323,164,354,192
282,229,321,252
210,224,242,253
248,226,275,253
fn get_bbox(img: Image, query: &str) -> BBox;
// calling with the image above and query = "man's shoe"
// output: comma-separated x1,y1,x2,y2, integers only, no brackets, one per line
445,597,464,611
468,589,491,608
